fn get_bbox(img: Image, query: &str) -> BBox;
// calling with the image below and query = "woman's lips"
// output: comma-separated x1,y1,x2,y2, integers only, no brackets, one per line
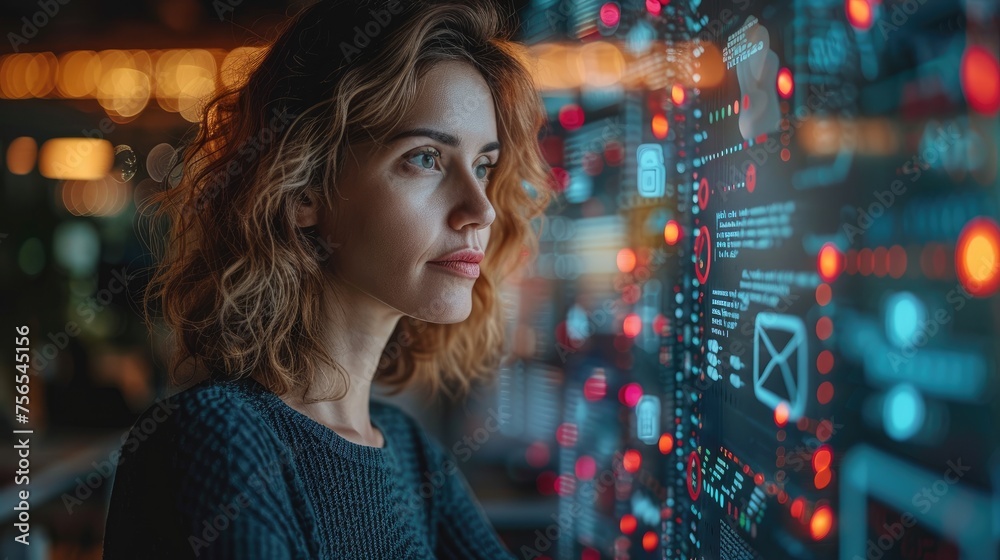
427,260,480,279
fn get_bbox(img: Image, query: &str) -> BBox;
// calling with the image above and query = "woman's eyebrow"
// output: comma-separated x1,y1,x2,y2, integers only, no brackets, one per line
387,127,500,154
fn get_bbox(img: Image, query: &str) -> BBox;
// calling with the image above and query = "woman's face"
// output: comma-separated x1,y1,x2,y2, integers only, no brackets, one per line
308,60,499,324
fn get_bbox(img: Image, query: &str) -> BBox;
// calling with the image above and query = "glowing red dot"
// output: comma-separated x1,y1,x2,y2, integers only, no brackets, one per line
604,141,624,166
817,350,834,374
555,473,575,496
642,530,658,552
558,104,584,130
620,382,643,407
556,422,578,447
815,283,832,306
790,497,805,520
620,514,638,535
873,246,889,277
548,167,569,193
818,243,843,282
576,455,597,480
961,45,1000,116
623,449,642,473
888,245,908,278
816,317,833,340
645,0,662,16
599,2,621,27
859,248,873,275
658,433,674,454
777,68,794,98
817,381,834,404
812,446,832,472
583,375,606,401
814,469,832,490
623,313,642,338
526,441,550,467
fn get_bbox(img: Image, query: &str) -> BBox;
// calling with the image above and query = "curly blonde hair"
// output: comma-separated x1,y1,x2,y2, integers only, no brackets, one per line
141,0,555,403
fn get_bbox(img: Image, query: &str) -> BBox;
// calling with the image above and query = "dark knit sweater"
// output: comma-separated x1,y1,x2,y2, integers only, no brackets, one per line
101,376,517,559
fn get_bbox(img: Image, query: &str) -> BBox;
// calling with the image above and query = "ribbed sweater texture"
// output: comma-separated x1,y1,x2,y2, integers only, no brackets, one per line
101,376,518,559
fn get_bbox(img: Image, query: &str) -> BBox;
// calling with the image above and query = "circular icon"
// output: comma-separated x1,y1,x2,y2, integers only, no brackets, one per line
746,162,757,193
687,451,702,501
698,177,710,211
694,226,712,283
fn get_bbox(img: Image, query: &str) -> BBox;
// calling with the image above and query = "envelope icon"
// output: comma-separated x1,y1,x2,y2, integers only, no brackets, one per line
753,312,808,421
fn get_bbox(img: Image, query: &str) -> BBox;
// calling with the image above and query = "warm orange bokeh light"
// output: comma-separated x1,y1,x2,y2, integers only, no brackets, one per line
846,0,873,30
658,433,674,454
671,84,686,105
664,220,681,245
956,217,1000,297
623,314,642,338
812,447,832,472
961,45,1000,116
818,243,843,282
652,113,669,139
623,449,642,473
774,402,790,427
777,68,794,98
810,506,834,540
617,248,637,273
620,514,637,535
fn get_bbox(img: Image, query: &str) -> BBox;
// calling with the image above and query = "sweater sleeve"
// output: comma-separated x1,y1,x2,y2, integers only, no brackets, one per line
419,430,518,560
103,387,310,559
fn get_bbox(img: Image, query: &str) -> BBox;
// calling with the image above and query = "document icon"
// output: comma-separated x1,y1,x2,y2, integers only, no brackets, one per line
753,312,808,421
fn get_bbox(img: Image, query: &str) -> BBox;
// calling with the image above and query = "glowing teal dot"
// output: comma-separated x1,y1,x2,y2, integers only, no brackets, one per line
884,291,925,347
883,383,924,441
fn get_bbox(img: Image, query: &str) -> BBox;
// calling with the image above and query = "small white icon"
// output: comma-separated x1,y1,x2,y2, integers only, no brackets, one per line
636,395,660,444
636,144,665,198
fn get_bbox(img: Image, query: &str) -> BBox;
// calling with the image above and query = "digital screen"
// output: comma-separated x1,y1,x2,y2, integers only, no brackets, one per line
505,0,1000,558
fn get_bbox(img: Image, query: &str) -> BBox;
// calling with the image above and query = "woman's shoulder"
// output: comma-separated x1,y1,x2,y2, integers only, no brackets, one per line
121,377,282,462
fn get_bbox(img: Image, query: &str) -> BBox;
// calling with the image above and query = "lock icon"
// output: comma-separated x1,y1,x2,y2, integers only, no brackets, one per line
636,143,666,198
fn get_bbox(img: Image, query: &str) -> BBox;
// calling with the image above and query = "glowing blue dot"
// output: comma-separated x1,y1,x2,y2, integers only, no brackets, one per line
883,383,924,441
884,291,925,347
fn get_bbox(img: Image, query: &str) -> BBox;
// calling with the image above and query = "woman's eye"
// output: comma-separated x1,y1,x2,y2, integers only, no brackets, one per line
408,149,440,171
476,163,497,181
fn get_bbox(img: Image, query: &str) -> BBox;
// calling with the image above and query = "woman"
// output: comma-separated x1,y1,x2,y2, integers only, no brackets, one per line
102,0,554,558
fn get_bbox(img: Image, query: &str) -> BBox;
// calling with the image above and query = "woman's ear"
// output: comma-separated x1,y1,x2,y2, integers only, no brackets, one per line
294,190,319,228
